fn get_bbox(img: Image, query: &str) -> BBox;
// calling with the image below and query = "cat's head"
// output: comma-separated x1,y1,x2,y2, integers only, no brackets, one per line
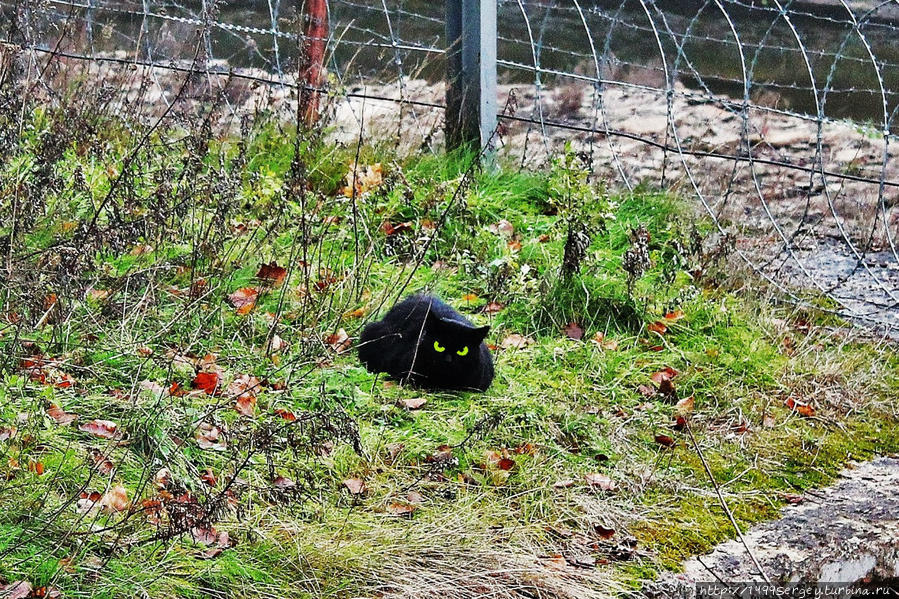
420,311,490,366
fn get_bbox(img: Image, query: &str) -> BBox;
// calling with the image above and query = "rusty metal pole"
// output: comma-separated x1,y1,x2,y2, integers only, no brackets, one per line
298,0,328,128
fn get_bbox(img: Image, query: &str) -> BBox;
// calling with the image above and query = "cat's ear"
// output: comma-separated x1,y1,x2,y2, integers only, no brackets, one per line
472,325,490,342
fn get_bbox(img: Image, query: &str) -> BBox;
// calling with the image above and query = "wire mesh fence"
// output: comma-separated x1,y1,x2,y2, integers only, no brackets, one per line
4,0,895,331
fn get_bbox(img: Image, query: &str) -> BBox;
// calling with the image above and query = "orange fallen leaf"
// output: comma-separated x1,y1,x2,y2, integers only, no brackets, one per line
274,408,297,422
647,321,668,335
590,332,619,351
200,468,217,487
256,262,287,286
785,397,815,417
227,374,260,417
100,484,130,512
228,287,259,315
192,371,221,395
663,310,685,323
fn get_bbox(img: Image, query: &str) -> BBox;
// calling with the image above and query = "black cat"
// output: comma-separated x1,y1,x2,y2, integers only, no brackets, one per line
358,294,494,392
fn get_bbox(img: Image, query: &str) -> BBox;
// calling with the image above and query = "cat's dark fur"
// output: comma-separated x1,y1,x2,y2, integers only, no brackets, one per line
358,294,494,392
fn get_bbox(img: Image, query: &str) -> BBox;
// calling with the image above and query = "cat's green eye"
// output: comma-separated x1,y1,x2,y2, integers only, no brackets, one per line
456,346,469,356
433,341,445,353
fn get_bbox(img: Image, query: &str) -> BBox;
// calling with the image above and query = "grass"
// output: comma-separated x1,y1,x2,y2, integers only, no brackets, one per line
1,102,898,599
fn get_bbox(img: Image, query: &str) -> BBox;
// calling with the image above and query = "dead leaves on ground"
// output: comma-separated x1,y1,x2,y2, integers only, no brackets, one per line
228,287,259,315
325,328,352,353
785,397,816,418
21,356,75,388
79,419,121,440
342,162,383,198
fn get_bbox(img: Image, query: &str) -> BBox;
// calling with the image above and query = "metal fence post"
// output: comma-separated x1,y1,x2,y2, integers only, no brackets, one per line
445,0,497,153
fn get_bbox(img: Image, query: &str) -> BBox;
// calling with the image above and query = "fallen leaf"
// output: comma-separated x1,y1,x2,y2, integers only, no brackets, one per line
590,332,619,350
387,502,416,516
343,478,366,495
89,449,115,475
274,408,297,422
593,524,616,539
273,476,296,489
483,301,504,314
461,293,479,302
654,434,675,447
100,484,130,512
28,461,45,475
227,374,260,417
563,322,584,341
325,328,352,353
785,397,815,417
228,287,259,315
399,397,427,410
0,581,32,599
663,310,686,323
380,221,413,236
647,321,667,335
488,219,514,237
200,468,217,487
500,333,534,350
584,473,616,491
256,262,287,286
343,162,383,197
781,493,804,504
76,491,102,513
650,367,679,384
675,395,695,416
47,404,77,425
553,479,576,489
269,334,289,353
637,384,656,398
406,491,424,504
0,427,16,441
154,468,171,489
79,419,119,439
507,239,522,252
762,414,777,428
497,457,515,471
192,371,221,395
196,423,227,451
